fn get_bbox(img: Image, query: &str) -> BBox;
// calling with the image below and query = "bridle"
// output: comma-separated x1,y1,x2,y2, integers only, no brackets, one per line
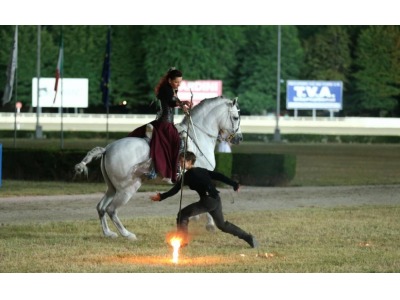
190,102,240,142
180,100,241,168
218,106,241,142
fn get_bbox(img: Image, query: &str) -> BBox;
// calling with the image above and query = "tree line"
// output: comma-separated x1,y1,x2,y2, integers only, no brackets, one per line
0,25,399,117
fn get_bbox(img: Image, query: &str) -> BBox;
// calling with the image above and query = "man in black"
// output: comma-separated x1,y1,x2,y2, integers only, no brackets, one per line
150,151,258,248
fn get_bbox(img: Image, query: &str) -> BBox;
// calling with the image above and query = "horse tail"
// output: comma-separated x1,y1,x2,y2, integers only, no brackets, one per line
74,147,106,179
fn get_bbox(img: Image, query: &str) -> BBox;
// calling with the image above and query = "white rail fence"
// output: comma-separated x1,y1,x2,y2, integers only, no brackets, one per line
1,113,400,136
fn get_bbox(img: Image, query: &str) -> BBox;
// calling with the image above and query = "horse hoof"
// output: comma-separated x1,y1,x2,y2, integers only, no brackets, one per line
126,234,138,241
105,232,118,239
162,178,173,184
206,224,216,232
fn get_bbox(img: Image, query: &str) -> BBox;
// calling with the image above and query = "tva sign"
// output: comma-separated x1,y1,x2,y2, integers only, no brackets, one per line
286,80,343,110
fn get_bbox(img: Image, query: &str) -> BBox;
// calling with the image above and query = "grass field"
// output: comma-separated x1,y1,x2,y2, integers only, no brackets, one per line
1,138,399,297
0,205,399,273
0,141,400,273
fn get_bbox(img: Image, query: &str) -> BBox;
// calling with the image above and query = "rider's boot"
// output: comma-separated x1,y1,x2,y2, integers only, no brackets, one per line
143,124,157,179
147,168,157,180
144,124,153,144
145,161,157,180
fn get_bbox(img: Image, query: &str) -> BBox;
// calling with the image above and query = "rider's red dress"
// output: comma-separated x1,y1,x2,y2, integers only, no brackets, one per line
127,84,180,182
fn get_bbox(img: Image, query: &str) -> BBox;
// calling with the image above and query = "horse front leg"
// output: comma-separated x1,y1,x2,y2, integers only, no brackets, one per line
205,213,216,232
190,213,216,231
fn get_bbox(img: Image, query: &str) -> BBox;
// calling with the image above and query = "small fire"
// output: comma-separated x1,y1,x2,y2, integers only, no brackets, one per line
169,236,182,264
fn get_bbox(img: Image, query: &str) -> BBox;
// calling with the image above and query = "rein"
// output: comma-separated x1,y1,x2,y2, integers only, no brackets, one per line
191,122,219,139
181,126,215,169
180,103,240,169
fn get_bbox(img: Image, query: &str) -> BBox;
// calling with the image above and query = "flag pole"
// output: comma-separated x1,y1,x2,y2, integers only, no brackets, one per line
53,26,64,149
13,57,18,148
35,25,42,139
106,26,111,142
60,27,64,149
101,26,111,142
60,75,64,149
1,25,18,147
13,26,19,148
106,96,109,141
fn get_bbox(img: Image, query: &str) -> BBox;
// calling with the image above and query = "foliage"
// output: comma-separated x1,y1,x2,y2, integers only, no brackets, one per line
235,26,303,115
141,25,246,100
302,26,351,83
354,26,400,116
1,25,400,117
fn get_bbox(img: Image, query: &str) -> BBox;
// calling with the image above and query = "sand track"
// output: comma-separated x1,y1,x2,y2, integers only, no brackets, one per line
1,185,399,225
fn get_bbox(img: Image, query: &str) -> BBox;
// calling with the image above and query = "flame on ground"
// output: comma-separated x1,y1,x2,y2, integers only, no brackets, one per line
170,236,182,264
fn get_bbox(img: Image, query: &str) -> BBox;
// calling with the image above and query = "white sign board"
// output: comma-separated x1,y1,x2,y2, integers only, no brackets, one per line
32,77,89,108
286,80,343,110
178,80,222,106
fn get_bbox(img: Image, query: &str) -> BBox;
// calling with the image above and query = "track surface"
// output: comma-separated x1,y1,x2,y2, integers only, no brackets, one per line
1,185,399,225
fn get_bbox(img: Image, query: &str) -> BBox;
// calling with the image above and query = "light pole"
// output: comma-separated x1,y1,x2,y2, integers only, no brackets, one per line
274,25,281,142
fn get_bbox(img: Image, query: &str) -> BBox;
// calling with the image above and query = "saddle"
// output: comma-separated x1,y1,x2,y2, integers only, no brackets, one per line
145,123,189,153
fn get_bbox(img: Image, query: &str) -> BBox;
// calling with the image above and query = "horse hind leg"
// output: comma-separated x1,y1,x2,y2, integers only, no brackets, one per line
97,189,119,239
97,154,119,239
106,179,142,241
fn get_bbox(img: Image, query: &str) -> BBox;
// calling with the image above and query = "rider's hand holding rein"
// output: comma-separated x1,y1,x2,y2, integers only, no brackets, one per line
150,193,161,202
178,100,191,115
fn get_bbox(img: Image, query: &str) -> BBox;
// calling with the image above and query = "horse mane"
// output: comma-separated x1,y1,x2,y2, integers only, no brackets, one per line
178,95,233,128
191,95,229,113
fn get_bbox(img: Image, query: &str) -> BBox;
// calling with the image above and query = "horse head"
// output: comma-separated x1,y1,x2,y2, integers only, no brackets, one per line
182,96,243,145
219,97,243,145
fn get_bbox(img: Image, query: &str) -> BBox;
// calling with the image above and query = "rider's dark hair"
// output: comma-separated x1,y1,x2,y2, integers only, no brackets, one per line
154,67,183,95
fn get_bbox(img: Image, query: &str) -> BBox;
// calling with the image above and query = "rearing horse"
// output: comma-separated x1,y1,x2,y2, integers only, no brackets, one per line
74,96,242,240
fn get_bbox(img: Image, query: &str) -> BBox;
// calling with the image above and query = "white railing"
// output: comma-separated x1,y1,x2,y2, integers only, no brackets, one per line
1,113,400,136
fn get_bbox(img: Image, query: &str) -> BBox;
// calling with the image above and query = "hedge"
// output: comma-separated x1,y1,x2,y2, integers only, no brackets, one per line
2,149,296,187
2,149,103,182
216,152,296,187
232,153,296,186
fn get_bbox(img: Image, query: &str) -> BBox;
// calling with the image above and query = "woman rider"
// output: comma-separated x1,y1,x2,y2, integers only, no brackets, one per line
128,68,190,183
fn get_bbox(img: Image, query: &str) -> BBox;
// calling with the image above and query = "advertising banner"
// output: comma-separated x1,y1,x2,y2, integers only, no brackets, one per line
32,78,89,108
286,80,343,110
178,80,222,106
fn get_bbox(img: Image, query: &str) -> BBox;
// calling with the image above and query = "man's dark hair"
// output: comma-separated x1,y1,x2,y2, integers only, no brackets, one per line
179,151,196,164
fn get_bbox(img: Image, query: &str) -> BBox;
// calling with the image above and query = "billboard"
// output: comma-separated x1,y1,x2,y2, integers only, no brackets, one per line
32,77,89,108
178,80,222,106
286,80,343,110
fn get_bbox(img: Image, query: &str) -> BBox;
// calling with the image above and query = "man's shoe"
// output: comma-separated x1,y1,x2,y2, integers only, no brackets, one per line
244,234,259,248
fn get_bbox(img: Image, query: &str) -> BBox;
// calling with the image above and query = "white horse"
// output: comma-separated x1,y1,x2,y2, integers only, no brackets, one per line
74,96,242,241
